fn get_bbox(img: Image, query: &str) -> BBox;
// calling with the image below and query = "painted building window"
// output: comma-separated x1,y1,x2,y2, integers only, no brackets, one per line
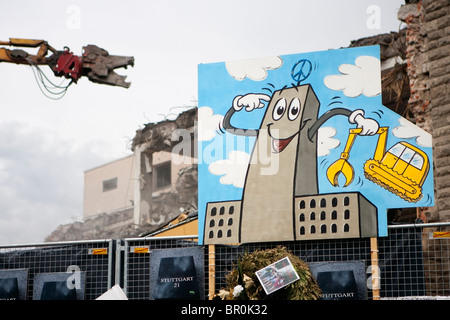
103,177,117,192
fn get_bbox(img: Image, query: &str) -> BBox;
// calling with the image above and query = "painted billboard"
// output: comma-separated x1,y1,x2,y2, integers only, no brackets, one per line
198,45,434,245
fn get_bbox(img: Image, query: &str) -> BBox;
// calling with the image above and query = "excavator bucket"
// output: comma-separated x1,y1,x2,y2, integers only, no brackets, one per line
81,45,134,88
326,157,355,187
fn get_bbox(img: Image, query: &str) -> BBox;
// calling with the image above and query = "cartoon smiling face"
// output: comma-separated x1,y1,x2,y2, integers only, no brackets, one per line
263,86,311,153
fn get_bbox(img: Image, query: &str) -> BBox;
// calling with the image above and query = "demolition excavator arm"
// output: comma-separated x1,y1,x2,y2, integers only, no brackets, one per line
327,125,429,203
0,38,134,90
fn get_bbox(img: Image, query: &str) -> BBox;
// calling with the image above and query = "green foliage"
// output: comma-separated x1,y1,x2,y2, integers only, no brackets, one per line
224,246,321,300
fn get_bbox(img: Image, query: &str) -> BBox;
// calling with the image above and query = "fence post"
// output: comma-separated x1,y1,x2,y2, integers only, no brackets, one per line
208,244,216,300
370,237,380,300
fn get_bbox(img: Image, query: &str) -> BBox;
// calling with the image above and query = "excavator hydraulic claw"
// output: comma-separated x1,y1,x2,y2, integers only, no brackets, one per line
326,127,388,188
0,38,134,89
82,45,134,88
326,128,360,187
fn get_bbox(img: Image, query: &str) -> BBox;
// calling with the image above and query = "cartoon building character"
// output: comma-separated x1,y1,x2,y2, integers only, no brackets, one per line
217,83,379,242
200,49,433,245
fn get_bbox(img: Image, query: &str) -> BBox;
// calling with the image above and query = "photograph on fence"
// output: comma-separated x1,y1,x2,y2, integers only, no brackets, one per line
255,257,300,295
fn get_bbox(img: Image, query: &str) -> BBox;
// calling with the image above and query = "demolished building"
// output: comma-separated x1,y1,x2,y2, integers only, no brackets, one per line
46,107,197,241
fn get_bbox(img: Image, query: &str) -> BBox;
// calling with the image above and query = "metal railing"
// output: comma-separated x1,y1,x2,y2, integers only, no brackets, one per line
1,222,449,300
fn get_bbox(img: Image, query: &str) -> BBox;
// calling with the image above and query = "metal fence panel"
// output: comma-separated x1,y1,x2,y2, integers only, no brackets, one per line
122,236,206,300
0,239,114,300
417,224,450,297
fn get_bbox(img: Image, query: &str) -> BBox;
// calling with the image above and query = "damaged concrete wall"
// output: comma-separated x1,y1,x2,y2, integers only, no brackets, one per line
45,208,135,241
46,108,197,241
131,107,197,234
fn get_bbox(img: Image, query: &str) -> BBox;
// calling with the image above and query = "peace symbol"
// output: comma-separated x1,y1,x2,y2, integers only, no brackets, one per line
291,59,312,85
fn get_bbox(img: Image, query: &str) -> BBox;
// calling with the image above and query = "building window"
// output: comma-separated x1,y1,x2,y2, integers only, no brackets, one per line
103,177,117,192
299,200,305,209
155,162,171,189
344,223,350,232
344,209,350,220
331,224,337,233
331,210,338,220
344,196,350,206
320,211,326,220
332,197,338,207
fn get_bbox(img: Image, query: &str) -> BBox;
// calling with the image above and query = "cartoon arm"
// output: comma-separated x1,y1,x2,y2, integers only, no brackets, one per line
223,93,270,136
348,109,379,135
308,108,379,141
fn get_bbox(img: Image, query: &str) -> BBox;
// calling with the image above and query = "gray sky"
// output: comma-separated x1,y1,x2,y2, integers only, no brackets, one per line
0,0,405,244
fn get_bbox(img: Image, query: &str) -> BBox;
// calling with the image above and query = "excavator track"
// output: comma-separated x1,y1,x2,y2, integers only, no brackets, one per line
364,159,422,203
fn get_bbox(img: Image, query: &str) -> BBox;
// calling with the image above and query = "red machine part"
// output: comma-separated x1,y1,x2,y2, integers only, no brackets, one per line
53,49,82,82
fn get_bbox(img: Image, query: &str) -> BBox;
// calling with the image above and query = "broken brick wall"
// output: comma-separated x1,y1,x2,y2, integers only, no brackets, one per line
399,0,450,296
399,0,450,223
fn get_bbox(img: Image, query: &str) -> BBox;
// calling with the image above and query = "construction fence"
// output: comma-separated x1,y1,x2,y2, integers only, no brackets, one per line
0,222,449,300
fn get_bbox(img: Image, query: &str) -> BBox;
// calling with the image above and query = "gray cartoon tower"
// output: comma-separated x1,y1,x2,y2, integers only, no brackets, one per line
239,84,321,242
204,83,378,244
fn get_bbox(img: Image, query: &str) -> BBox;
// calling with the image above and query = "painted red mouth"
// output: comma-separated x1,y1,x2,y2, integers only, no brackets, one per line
272,135,295,153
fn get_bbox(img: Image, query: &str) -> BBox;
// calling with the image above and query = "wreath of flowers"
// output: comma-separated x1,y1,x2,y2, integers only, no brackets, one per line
213,246,321,300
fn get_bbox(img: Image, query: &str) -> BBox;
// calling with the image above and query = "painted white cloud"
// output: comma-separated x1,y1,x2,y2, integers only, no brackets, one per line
225,56,283,81
198,106,224,141
392,117,432,148
317,127,341,156
209,150,250,188
324,55,381,97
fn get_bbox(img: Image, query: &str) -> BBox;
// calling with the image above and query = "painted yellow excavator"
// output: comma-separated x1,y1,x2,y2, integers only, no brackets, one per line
326,127,430,203
0,38,134,97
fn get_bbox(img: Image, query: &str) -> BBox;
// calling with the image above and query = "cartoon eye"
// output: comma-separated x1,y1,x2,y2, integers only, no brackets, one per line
272,98,286,121
288,98,301,121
